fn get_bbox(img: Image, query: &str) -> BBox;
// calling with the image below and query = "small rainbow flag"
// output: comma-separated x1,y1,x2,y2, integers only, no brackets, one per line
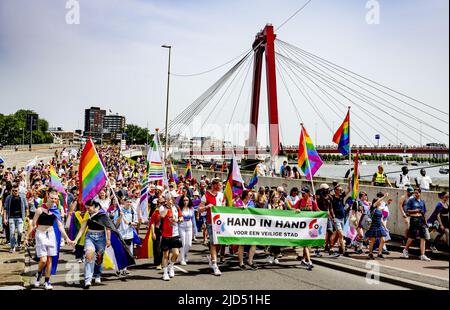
185,160,192,180
298,125,323,181
49,165,65,193
351,152,359,201
79,138,107,204
170,162,180,184
333,110,350,156
246,168,258,190
49,165,67,212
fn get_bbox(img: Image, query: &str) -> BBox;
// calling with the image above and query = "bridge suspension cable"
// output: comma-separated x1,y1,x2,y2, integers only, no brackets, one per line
276,52,384,146
275,44,446,144
277,40,449,121
275,44,423,145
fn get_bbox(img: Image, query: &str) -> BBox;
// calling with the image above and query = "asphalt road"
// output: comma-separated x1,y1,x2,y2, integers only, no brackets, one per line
24,238,408,290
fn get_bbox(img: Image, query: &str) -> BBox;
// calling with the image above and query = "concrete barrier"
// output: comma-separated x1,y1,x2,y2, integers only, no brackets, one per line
188,169,444,238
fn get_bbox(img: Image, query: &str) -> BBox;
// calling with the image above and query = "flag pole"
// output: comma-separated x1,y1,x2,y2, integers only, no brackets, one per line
155,128,169,186
347,106,352,186
301,124,315,194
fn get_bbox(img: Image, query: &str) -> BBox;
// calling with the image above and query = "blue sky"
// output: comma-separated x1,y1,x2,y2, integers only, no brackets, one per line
0,0,448,146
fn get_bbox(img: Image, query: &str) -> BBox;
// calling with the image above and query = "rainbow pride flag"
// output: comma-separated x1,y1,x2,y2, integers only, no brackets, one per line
246,168,258,190
170,162,180,184
332,110,350,155
298,125,323,181
49,165,67,212
79,138,107,204
147,136,164,182
351,152,359,201
185,160,192,180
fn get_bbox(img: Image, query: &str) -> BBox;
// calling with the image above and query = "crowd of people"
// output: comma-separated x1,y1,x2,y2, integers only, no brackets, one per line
0,145,448,289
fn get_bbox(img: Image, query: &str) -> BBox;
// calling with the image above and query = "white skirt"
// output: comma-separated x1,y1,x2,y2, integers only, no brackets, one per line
35,228,57,257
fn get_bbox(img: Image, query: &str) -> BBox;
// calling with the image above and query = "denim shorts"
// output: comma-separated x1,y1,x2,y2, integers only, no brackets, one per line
334,218,345,231
206,224,216,245
84,231,107,253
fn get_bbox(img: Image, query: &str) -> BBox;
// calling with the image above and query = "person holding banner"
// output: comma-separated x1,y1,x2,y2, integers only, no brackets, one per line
267,192,284,265
237,190,258,271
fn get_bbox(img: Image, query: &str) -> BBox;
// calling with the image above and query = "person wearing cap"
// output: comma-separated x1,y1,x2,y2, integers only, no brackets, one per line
396,166,411,189
415,168,432,192
371,165,393,188
198,177,225,276
402,187,431,261
114,196,138,276
160,194,183,281
329,185,348,257
316,184,334,255
237,190,258,271
366,192,389,259
398,187,415,241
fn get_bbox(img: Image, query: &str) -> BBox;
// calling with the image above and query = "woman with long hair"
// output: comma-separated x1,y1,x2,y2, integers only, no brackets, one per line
178,195,195,265
238,191,258,270
25,189,74,290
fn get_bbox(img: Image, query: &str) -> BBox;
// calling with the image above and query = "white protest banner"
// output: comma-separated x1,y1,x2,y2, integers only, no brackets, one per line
211,207,327,247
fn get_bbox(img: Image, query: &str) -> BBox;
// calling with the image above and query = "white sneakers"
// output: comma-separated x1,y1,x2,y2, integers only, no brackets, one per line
95,277,102,284
180,261,187,266
84,281,92,288
212,264,222,276
162,268,170,281
401,249,409,259
268,256,280,265
402,249,432,262
44,282,53,290
420,255,431,262
169,264,175,278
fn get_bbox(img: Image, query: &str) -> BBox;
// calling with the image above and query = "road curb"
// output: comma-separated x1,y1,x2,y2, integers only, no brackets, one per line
311,258,447,290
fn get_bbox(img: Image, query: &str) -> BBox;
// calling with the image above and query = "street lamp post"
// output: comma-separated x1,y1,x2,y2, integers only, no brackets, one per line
162,45,172,163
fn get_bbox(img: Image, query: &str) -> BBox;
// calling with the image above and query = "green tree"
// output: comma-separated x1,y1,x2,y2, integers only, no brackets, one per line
124,124,151,145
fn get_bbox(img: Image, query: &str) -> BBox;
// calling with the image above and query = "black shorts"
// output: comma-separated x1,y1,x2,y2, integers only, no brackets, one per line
408,217,427,239
161,236,182,251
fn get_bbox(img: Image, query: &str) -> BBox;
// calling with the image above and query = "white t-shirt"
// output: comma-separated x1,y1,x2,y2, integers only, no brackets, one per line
416,175,432,191
256,163,266,177
396,174,411,189
98,198,111,211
